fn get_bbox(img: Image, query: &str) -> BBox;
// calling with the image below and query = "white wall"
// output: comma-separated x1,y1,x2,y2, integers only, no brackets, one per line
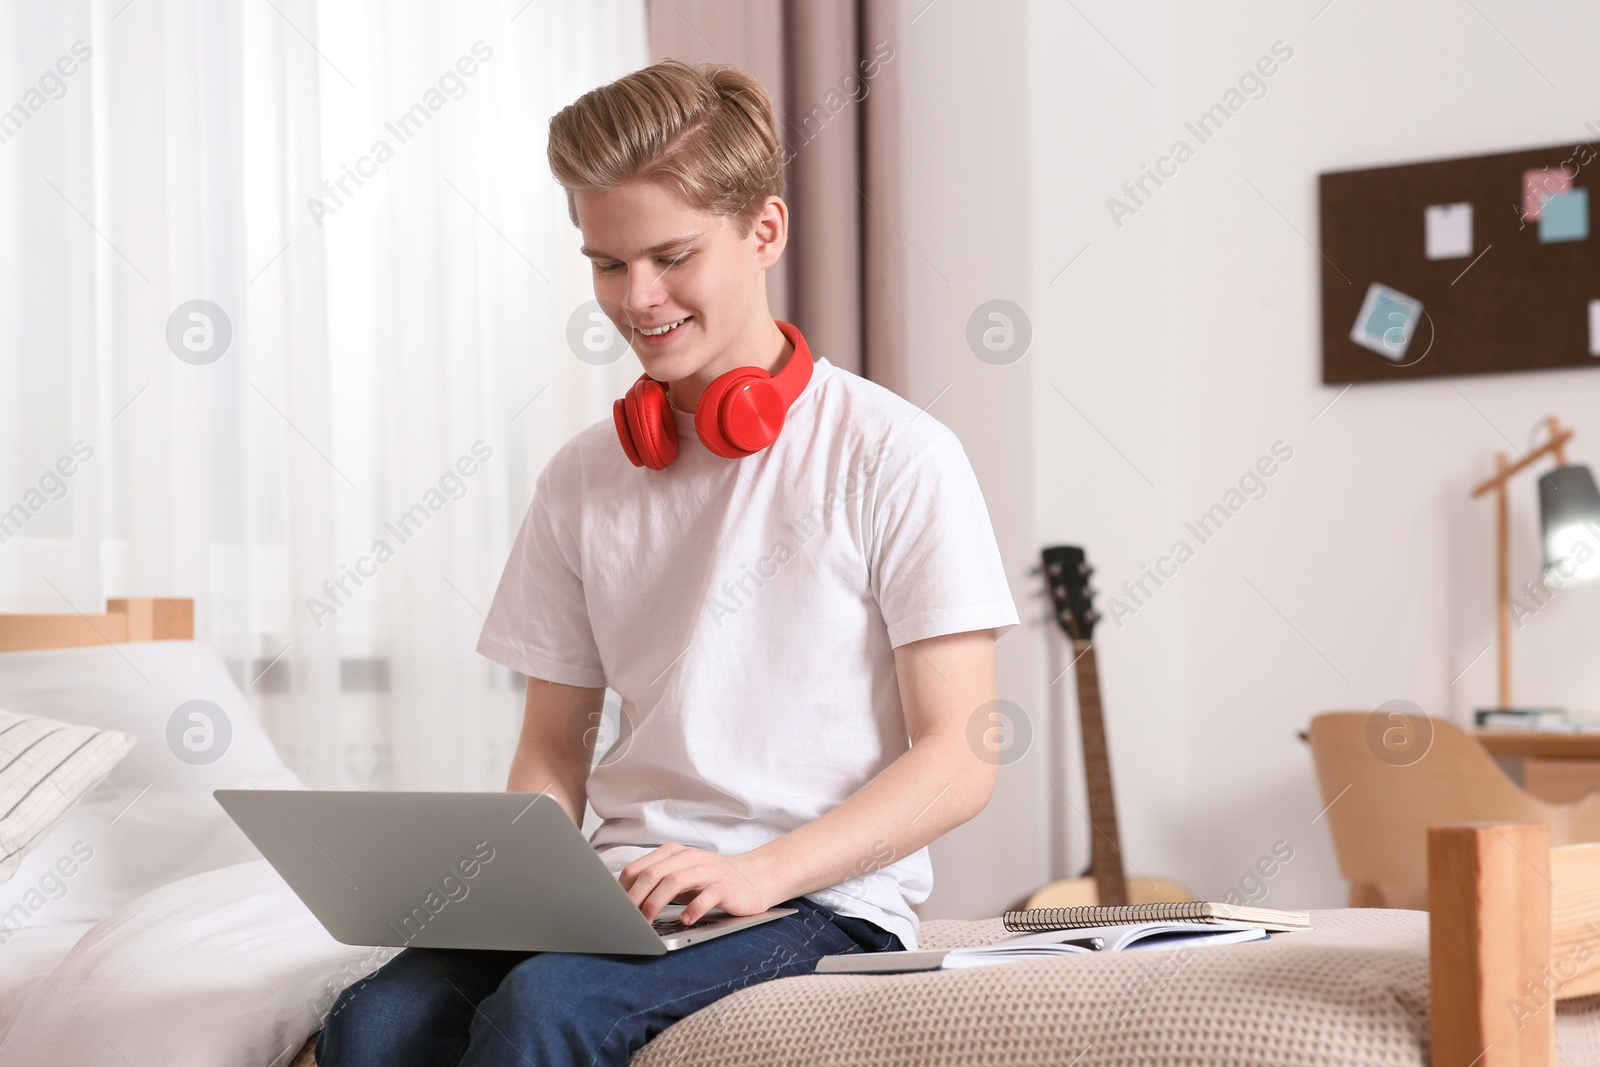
904,0,1600,918
897,0,1046,920
1021,0,1188,903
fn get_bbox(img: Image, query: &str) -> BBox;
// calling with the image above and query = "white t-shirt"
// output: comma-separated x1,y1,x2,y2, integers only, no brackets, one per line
476,351,1019,951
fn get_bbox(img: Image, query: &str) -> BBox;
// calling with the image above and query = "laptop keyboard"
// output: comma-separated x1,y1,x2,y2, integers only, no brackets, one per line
651,917,699,935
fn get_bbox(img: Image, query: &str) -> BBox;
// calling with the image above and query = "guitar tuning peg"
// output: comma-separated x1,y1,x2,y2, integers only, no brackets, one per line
1046,560,1063,576
1053,584,1067,600
1087,609,1101,623
1027,562,1040,576
1077,562,1093,577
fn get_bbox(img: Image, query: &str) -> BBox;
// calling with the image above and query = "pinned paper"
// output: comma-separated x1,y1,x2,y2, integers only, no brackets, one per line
1350,282,1422,362
1540,189,1589,243
1523,166,1575,221
1590,300,1600,357
1425,202,1473,259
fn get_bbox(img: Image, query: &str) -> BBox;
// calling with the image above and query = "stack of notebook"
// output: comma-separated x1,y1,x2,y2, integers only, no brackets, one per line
815,902,1312,974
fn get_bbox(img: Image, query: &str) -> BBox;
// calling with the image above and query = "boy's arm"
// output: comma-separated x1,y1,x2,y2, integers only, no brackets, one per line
621,628,1002,923
507,676,605,828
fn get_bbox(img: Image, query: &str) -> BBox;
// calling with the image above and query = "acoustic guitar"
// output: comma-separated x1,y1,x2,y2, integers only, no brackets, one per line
1016,545,1190,910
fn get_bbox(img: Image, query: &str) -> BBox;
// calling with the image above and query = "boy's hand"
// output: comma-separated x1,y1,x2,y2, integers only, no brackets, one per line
619,842,782,925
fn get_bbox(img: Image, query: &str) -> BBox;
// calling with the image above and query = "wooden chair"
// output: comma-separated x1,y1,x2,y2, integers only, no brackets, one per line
1307,711,1600,909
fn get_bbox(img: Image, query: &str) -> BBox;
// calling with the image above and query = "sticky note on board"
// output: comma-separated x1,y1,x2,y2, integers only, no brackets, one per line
1524,166,1575,221
1425,202,1473,259
1350,283,1423,362
1540,189,1589,243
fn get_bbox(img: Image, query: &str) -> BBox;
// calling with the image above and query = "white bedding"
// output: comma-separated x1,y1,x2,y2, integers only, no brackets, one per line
0,859,395,1067
0,921,95,1038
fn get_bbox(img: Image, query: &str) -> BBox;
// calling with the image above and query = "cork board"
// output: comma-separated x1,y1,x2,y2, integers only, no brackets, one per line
1319,139,1600,384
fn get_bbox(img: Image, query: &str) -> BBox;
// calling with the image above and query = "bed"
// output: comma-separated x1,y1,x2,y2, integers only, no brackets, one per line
3,600,1600,1066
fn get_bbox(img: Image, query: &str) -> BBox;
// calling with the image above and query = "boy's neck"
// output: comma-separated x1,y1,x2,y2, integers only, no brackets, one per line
667,318,794,415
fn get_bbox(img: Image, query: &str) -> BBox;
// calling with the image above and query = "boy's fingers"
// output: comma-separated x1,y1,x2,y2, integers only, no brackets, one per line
631,848,692,887
631,852,706,913
642,871,700,920
621,842,684,885
681,888,721,925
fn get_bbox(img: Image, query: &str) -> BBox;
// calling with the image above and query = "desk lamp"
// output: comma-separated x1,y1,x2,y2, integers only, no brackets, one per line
1470,415,1600,713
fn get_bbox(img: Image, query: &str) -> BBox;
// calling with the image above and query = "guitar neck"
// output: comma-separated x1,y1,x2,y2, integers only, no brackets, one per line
1072,638,1128,907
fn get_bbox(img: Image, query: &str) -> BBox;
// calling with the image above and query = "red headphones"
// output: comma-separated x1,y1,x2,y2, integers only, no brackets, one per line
613,319,814,470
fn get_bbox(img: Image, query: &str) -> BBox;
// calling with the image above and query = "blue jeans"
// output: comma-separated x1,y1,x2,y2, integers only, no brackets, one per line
314,895,904,1067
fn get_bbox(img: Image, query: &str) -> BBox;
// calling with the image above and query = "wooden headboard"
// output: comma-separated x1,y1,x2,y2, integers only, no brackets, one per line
0,598,194,652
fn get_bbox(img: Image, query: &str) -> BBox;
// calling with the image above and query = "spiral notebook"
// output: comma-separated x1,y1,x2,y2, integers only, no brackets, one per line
1002,901,1311,934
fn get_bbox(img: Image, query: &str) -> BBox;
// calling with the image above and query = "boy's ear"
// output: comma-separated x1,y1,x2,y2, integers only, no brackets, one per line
751,196,788,268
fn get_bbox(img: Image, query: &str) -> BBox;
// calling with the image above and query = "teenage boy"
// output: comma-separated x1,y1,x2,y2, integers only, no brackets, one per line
316,57,1018,1067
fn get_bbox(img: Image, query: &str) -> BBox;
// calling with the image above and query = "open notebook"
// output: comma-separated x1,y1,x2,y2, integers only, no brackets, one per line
814,921,1271,974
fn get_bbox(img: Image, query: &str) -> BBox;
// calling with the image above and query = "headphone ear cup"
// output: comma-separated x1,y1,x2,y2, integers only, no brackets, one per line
696,371,785,458
616,376,678,470
613,398,645,467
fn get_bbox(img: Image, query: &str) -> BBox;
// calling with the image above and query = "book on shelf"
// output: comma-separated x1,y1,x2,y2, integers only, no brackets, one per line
1475,708,1600,733
1002,901,1312,934
813,921,1272,974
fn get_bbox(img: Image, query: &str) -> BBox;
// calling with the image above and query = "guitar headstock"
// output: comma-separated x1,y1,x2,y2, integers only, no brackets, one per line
1040,545,1099,642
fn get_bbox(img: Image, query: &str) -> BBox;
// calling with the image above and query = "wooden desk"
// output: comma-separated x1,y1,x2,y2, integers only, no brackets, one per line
1475,730,1600,803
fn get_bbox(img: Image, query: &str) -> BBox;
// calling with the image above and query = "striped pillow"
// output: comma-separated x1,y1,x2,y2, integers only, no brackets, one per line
0,707,136,885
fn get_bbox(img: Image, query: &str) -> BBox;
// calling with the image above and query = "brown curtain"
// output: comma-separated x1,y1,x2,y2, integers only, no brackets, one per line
646,0,907,395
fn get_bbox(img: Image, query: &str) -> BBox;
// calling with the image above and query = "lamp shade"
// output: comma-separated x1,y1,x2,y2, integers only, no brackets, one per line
1539,464,1600,588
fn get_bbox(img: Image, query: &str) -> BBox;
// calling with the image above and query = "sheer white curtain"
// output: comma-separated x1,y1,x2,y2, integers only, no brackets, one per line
0,0,647,791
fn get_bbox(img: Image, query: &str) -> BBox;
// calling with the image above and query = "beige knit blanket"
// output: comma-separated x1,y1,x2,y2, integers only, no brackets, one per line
296,909,1600,1066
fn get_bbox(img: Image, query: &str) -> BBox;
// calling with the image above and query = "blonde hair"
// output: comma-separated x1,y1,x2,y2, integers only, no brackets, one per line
547,58,784,238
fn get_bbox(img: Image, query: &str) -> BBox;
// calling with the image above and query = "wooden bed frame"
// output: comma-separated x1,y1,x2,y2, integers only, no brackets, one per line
1430,822,1600,1066
0,599,1588,1066
0,597,193,651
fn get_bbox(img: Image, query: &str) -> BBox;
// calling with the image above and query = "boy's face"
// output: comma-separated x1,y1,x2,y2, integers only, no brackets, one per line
575,179,784,397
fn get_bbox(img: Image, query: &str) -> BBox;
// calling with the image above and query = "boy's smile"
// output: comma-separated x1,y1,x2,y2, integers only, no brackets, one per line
575,178,791,415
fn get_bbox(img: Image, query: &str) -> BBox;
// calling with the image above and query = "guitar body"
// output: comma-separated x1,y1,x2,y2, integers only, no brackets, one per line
1022,876,1193,911
1025,545,1192,909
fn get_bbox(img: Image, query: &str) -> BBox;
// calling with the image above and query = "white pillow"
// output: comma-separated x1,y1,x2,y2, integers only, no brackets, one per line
0,708,135,885
0,640,304,928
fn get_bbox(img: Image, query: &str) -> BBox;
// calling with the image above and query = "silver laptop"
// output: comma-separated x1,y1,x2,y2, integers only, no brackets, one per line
213,789,796,954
